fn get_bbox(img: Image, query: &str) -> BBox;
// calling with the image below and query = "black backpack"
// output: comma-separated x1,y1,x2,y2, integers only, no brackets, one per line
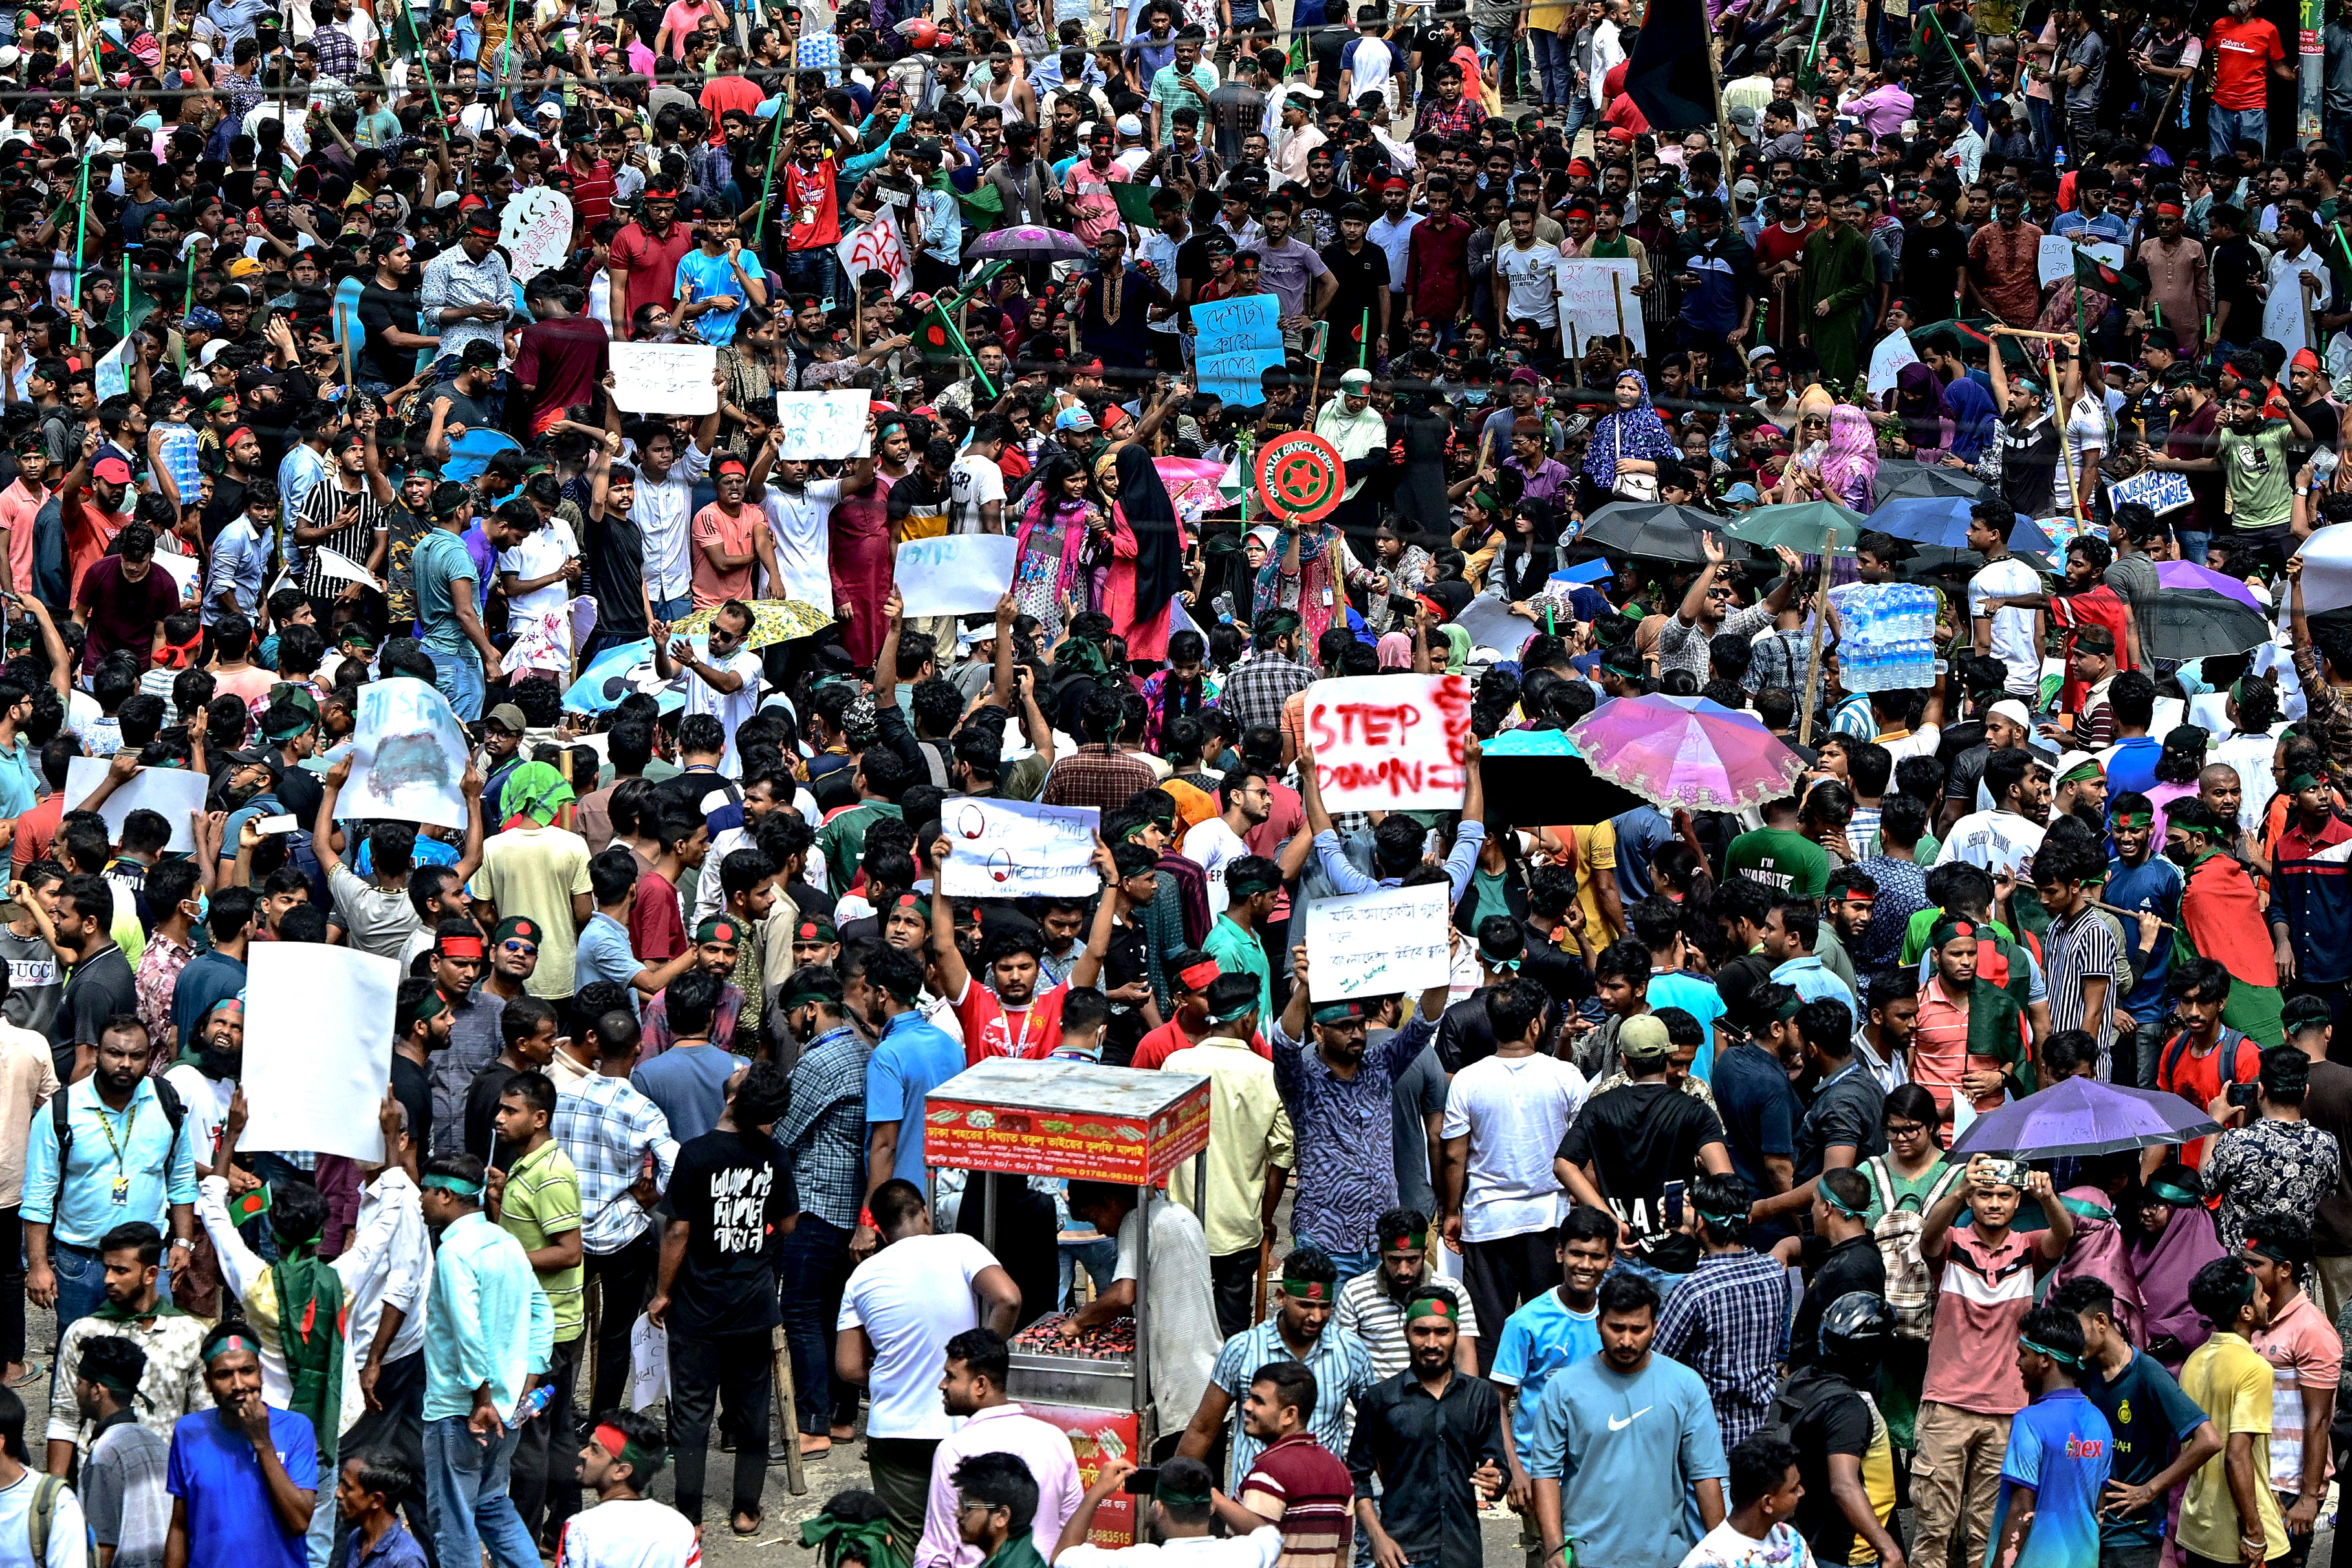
54,1076,188,1164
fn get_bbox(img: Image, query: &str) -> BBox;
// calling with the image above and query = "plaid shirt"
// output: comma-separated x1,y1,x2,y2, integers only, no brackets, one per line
776,1025,868,1228
1411,95,1485,140
550,1071,681,1254
1039,745,1160,811
310,21,358,82
1651,1247,1786,1450
1218,653,1317,737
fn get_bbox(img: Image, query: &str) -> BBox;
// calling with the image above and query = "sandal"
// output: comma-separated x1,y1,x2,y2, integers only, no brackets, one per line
7,1362,42,1388
798,1434,833,1458
731,1512,763,1538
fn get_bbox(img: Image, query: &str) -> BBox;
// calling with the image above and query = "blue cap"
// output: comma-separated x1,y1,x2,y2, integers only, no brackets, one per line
1054,406,1096,432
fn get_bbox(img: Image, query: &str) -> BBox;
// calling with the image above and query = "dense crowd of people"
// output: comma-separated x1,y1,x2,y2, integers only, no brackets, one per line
0,0,2347,1566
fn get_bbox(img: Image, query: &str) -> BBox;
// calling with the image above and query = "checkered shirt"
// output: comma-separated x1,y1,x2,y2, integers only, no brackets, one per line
1651,1246,1787,1450
1217,653,1317,737
551,1071,680,1254
1039,745,1160,811
776,1025,869,1229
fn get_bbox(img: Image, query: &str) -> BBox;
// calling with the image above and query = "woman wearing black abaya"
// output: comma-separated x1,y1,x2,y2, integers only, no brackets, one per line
1096,441,1187,665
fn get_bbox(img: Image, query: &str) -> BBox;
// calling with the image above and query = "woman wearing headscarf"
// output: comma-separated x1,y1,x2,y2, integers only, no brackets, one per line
1880,361,1957,461
1580,369,1677,512
2128,1163,2227,1370
1097,442,1188,665
1479,499,1561,613
1347,521,1433,635
828,415,901,666
1013,451,1104,645
1809,405,1880,512
1773,384,1840,501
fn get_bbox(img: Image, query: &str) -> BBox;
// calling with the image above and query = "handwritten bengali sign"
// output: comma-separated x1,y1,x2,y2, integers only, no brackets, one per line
1190,292,1282,409
1303,884,1453,1001
774,390,873,459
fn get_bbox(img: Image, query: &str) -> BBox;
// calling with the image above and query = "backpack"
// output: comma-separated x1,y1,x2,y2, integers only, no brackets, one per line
1863,1156,1963,1341
25,1472,67,1566
2161,1026,2250,1101
54,1076,188,1166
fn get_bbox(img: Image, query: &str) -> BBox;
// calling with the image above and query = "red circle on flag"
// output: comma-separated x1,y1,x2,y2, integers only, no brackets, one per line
1254,431,1345,525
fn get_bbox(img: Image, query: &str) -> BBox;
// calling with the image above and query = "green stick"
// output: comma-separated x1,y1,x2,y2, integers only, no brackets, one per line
746,112,789,263
1924,8,1985,109
1802,0,1833,69
69,154,89,342
1360,307,1369,369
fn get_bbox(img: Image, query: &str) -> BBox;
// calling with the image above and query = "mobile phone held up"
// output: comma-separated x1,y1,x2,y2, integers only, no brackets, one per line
1122,1469,1159,1496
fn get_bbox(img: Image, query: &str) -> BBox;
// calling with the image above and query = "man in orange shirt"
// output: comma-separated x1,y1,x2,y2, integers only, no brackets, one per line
0,431,50,594
2205,0,2289,157
57,426,131,603
688,454,778,609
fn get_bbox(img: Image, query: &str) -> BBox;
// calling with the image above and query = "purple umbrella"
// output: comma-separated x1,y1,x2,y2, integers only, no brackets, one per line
1565,693,1807,812
2156,559,2265,611
1948,1076,2221,1160
970,225,1094,262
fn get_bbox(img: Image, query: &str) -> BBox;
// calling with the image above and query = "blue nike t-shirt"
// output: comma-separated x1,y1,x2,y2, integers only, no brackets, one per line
1990,1385,2115,1568
1527,1353,1727,1568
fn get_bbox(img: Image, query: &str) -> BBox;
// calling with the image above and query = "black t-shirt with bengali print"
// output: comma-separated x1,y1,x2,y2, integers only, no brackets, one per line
662,1126,799,1338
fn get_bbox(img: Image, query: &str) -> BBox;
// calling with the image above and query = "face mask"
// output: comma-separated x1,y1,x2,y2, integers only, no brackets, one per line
1464,389,1488,406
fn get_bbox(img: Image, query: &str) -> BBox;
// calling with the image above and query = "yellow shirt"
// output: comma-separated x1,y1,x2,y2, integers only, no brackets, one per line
1163,1036,1296,1256
2179,1331,2290,1563
1567,818,1622,944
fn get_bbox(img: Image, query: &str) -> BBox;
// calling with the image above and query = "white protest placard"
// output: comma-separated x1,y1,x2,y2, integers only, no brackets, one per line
64,757,209,853
343,676,472,830
937,798,1102,897
2037,234,2075,287
1453,596,1538,658
2294,525,2352,615
609,342,718,415
1300,673,1475,812
895,534,1017,618
1866,329,1921,396
1303,884,1453,1001
94,334,133,402
498,186,575,280
774,390,873,459
836,209,913,299
1554,257,1646,355
2106,468,2194,516
152,548,199,604
240,941,400,1165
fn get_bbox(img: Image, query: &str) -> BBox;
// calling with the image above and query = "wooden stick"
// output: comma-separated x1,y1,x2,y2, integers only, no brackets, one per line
773,1326,807,1496
2090,898,2176,933
1797,527,1835,745
1992,327,2084,342
1612,270,1628,351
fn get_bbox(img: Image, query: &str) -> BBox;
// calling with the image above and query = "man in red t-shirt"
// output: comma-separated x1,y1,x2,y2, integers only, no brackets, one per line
607,183,697,340
2156,957,2266,1166
2206,7,2287,151
783,116,858,304
930,833,1113,1062
512,281,612,436
1131,950,1272,1069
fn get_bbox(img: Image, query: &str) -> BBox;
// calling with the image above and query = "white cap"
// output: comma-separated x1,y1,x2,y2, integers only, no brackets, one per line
0,46,22,67
1115,113,1143,136
1988,699,2032,731
2055,750,2103,783
198,338,229,366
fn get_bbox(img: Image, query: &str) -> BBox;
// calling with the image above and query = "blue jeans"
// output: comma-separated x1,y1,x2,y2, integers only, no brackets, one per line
426,646,485,723
53,1243,171,1351
649,593,694,624
1556,91,1591,145
1059,1236,1119,1310
1608,1254,1692,1303
1528,28,1572,104
425,1415,538,1568
776,1212,860,1435
2029,96,2060,164
2209,103,2268,158
1294,1236,1378,1282
1474,27,1518,99
780,248,841,310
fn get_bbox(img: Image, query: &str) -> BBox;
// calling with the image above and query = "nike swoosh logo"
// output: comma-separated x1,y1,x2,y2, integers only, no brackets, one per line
1607,1406,1651,1432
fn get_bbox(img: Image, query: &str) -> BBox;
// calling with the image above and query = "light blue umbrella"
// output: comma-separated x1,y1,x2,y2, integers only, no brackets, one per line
561,638,655,715
1867,495,2054,554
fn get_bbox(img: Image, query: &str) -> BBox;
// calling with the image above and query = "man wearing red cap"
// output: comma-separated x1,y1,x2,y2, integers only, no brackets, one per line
57,424,132,607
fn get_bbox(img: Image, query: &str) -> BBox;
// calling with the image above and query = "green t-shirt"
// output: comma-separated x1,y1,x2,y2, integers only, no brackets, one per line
1723,827,1831,898
2219,420,2294,532
1203,915,1272,1018
500,1137,585,1343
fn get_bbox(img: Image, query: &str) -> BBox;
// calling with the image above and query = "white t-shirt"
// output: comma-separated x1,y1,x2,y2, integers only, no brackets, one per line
1967,556,2044,695
838,1231,1001,1439
949,455,1007,536
1440,1051,1589,1242
1060,1528,1283,1568
0,1468,88,1568
1933,809,2047,879
1677,1519,1818,1568
162,1065,234,1173
1180,814,1250,917
1496,243,1560,327
496,517,580,622
762,481,837,614
684,644,763,779
552,1496,699,1568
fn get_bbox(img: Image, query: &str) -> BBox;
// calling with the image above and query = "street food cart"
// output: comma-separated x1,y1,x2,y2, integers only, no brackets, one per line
924,1058,1214,1546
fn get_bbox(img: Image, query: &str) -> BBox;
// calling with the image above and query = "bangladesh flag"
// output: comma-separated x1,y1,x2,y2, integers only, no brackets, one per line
1111,182,1160,230
226,1184,271,1227
2074,248,2142,301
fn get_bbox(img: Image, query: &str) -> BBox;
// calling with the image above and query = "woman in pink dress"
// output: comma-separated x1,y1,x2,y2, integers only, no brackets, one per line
828,416,912,667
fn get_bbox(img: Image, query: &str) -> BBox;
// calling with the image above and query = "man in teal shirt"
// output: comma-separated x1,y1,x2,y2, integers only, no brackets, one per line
1203,857,1279,1017
411,481,501,722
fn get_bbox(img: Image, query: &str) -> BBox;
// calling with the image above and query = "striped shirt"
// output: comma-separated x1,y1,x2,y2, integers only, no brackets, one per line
1334,1268,1483,1380
1239,1433,1354,1568
1909,975,1973,1122
2044,906,2122,1077
296,471,387,596
1208,1318,1380,1490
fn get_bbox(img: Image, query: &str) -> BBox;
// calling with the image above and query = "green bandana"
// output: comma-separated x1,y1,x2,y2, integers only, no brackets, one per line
801,1512,911,1568
90,1294,188,1324
1056,638,1113,682
2148,1176,2202,1206
2288,772,2327,792
422,1173,485,1197
499,761,576,827
2110,811,2152,829
1156,1478,1214,1507
1406,1294,1457,1323
1281,1277,1331,1301
2020,1335,2081,1367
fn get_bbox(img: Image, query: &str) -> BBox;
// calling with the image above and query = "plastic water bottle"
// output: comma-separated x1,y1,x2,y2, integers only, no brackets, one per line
508,1386,554,1428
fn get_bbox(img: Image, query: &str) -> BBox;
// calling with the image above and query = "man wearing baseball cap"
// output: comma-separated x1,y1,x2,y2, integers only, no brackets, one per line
58,431,135,605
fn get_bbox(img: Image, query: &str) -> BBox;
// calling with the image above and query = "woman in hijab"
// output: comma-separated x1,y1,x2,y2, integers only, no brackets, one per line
1580,369,1677,512
1815,404,1881,512
827,417,898,666
1880,361,1956,461
2128,1164,2226,1370
1097,443,1186,664
1773,384,1840,501
1349,521,1433,635
1391,379,1456,545
1013,451,1103,644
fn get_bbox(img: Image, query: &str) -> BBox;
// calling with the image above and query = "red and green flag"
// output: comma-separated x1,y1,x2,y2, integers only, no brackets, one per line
226,1185,270,1226
2074,248,2142,301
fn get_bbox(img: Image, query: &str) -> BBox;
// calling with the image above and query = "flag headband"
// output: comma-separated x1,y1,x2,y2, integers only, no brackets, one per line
1384,1230,1428,1254
1406,1294,1457,1323
2110,811,2151,829
204,1333,259,1364
2245,1234,2294,1265
1282,1278,1330,1301
594,1422,660,1475
422,1174,485,1198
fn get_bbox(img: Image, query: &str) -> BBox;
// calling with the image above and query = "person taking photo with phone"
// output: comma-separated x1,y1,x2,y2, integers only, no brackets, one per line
2203,1046,2342,1256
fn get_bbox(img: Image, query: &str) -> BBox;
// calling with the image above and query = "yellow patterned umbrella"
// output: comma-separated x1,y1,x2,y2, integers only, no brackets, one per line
669,599,833,649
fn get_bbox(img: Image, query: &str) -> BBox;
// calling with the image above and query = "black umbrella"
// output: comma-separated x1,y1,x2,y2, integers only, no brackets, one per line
1575,502,1751,564
1479,731,1651,827
2138,590,2276,662
1873,461,1995,508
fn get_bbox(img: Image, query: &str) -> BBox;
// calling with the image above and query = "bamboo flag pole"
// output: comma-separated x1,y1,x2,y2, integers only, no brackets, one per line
1611,271,1628,351
1797,527,1836,744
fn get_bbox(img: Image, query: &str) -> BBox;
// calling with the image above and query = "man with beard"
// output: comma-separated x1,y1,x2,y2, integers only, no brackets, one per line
1346,1284,1507,1568
199,423,266,551
424,919,492,1156
45,1221,209,1475
913,1329,1082,1568
2033,838,2125,1080
390,977,451,1165
163,998,244,1191
2051,753,2109,828
1175,1247,1380,1488
419,208,514,371
1337,1210,1481,1380
925,844,1083,1065
415,1153,550,1568
1937,748,2052,884
292,416,391,622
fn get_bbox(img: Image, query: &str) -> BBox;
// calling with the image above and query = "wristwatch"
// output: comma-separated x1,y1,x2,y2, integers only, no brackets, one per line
169,1237,194,1251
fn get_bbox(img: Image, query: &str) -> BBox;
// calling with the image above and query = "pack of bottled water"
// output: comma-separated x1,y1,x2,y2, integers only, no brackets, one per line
1828,582,1940,693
